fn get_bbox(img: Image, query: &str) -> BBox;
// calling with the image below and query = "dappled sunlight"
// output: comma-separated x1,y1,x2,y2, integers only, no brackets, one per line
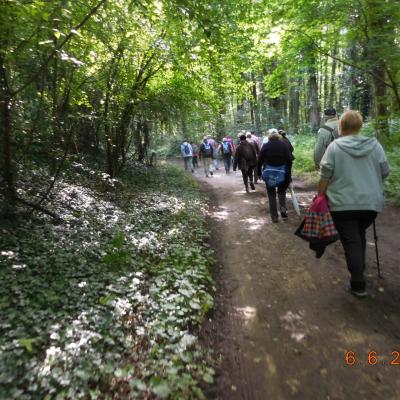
240,217,267,231
235,306,257,326
209,207,230,221
279,310,319,343
233,190,249,196
295,190,315,208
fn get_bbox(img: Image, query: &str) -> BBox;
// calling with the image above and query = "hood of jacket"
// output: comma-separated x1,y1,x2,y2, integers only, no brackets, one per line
335,135,378,158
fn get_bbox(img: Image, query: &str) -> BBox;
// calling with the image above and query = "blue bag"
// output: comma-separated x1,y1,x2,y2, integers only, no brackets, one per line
183,143,190,155
262,164,286,187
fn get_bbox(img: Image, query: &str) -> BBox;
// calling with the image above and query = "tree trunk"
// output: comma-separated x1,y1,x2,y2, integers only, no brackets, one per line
329,45,338,108
289,82,300,134
134,120,145,162
308,66,320,132
371,61,389,138
0,60,15,214
250,75,261,134
323,55,329,109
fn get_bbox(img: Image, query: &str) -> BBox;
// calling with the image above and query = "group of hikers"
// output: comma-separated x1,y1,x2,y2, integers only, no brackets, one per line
180,107,390,298
180,125,295,222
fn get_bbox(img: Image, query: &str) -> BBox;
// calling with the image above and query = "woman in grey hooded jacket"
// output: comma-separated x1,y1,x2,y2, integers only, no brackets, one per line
318,110,390,297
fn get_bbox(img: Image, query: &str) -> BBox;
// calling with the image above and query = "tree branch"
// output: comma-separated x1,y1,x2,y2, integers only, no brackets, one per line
16,197,63,222
283,28,395,92
11,0,107,97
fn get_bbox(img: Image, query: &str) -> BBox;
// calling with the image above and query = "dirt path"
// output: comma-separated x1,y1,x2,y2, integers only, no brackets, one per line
192,165,400,400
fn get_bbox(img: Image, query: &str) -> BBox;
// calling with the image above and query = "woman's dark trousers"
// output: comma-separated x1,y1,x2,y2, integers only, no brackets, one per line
241,166,254,188
266,180,289,220
331,210,377,291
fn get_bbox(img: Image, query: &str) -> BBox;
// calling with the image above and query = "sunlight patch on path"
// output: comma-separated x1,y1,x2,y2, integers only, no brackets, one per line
240,217,267,231
209,207,230,221
235,306,257,326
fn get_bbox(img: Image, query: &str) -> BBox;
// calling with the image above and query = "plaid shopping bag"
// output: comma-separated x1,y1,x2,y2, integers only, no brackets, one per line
295,195,339,242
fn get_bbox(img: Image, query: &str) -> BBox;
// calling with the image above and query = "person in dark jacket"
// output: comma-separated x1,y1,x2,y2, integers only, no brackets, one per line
279,129,295,177
233,134,257,193
246,132,260,183
258,133,292,222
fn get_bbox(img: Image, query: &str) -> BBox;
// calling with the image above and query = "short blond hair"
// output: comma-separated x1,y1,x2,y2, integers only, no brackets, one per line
339,110,363,134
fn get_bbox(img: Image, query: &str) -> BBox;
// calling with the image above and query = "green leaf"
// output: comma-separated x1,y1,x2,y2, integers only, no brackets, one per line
152,382,170,399
19,338,36,352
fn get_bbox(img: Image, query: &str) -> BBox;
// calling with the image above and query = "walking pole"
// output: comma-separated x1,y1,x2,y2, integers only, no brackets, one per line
373,221,382,278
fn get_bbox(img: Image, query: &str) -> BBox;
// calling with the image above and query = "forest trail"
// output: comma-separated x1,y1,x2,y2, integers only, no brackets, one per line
192,165,400,400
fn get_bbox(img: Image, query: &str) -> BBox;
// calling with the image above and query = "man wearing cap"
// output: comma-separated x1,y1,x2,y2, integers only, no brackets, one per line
314,108,339,169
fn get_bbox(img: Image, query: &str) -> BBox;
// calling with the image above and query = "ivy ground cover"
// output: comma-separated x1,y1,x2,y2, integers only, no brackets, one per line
0,161,215,399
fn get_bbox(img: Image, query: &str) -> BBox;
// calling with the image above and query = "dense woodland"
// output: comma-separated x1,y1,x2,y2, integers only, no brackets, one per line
1,0,400,213
0,1,400,398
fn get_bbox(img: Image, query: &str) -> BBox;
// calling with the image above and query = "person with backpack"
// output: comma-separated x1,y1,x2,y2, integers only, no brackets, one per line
191,142,199,169
233,134,258,193
257,132,292,223
219,138,234,174
314,107,339,169
199,137,214,178
318,110,389,297
180,140,194,173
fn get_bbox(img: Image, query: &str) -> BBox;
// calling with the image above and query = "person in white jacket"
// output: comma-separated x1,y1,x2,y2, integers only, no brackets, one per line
180,141,194,173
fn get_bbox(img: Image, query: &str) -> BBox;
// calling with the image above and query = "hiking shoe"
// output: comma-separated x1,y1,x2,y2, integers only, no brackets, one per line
280,208,288,220
245,186,250,193
349,288,368,298
250,182,255,190
347,284,368,298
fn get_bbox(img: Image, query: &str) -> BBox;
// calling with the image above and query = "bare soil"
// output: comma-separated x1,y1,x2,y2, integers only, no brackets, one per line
194,165,400,400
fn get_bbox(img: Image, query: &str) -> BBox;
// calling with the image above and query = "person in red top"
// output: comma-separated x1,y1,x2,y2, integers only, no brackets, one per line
191,142,199,169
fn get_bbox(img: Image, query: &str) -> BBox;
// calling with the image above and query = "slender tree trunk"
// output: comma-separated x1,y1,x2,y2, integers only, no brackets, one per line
250,75,261,134
371,61,389,138
329,45,338,107
0,60,15,214
308,66,320,132
323,55,329,109
289,82,300,134
135,120,144,162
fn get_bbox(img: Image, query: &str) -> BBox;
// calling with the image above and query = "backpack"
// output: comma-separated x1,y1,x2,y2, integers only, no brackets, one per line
183,143,190,155
261,164,286,187
321,125,338,143
222,142,231,155
202,142,212,157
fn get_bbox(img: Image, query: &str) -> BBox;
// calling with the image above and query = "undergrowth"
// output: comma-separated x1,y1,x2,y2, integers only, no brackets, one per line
0,160,214,399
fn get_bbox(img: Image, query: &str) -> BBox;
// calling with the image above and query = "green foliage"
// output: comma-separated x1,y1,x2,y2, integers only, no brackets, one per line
292,134,317,174
385,148,400,205
0,162,215,399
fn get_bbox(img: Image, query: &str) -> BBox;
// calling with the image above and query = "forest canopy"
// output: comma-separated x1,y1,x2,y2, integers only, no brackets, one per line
1,0,400,211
